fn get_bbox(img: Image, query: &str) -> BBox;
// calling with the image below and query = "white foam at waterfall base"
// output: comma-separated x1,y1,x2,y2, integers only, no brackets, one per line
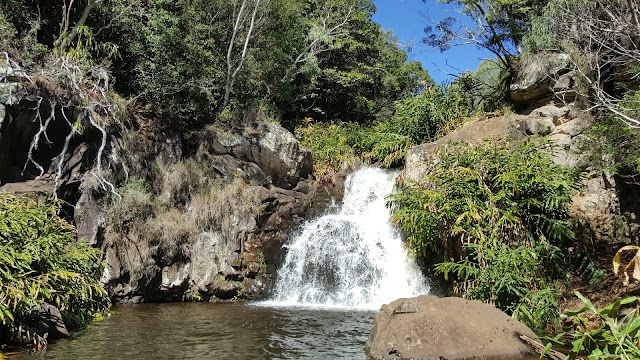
259,167,429,311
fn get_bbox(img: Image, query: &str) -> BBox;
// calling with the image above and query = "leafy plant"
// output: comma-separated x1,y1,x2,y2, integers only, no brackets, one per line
543,292,640,360
390,139,578,329
386,81,475,144
0,193,109,347
613,246,640,286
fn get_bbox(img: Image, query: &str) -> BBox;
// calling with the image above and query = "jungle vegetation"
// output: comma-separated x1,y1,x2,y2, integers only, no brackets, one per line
1,0,640,357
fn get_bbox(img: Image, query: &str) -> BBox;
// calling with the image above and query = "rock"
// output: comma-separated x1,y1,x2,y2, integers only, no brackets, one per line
210,280,242,299
262,210,295,231
261,232,286,271
529,104,570,125
101,246,121,283
521,117,555,136
161,263,190,291
200,153,270,185
0,66,27,106
271,186,306,200
154,129,184,169
551,116,591,137
74,190,105,245
548,133,572,148
0,66,29,82
570,174,625,244
552,70,578,103
38,303,69,339
404,115,527,183
199,122,313,189
510,53,572,106
188,231,237,292
292,180,310,194
249,185,273,203
120,295,144,304
366,295,536,360
0,179,55,195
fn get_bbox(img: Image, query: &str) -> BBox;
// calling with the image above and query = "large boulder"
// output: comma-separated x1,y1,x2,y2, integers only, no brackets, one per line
366,295,536,360
404,114,527,184
510,53,575,107
198,122,313,189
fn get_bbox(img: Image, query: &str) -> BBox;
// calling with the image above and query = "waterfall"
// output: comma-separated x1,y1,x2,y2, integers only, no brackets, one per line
263,167,428,310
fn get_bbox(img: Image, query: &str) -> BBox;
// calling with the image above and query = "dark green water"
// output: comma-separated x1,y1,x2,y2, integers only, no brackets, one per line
14,303,375,360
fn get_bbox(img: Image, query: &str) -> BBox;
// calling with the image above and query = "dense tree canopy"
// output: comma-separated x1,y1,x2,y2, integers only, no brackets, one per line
0,0,429,129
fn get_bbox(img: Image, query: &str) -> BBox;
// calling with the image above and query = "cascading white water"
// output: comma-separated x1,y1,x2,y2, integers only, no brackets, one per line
263,167,429,310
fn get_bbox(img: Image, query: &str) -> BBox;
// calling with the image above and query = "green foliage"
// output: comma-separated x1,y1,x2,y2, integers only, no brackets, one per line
386,81,475,144
295,121,358,182
581,95,640,176
0,193,109,345
543,293,640,359
93,0,428,128
468,59,508,112
423,0,550,103
523,0,597,53
295,120,409,182
425,0,548,55
3,0,428,129
390,140,577,329
296,77,480,182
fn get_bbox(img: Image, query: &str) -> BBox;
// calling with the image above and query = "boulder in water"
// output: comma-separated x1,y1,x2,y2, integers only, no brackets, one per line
365,295,536,360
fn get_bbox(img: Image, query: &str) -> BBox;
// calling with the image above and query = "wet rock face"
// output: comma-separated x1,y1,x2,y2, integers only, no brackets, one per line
366,295,536,360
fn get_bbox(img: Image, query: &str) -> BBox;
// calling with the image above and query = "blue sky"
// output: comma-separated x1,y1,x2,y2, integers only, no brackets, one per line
372,0,493,84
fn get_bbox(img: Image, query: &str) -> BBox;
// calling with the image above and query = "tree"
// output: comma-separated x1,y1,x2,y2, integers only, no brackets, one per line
525,0,640,127
223,0,268,108
287,1,428,124
422,0,548,97
54,0,106,52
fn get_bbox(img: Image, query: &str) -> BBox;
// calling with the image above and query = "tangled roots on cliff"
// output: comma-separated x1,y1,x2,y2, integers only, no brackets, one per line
2,52,126,197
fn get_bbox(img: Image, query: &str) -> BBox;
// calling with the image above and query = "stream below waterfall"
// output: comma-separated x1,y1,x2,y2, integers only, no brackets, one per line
12,168,428,359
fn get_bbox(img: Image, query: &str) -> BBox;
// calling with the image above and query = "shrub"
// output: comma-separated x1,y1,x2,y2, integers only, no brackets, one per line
161,160,208,205
295,120,413,182
294,121,359,183
145,208,194,261
386,82,475,144
188,181,260,242
581,99,640,177
390,139,578,329
0,193,109,347
103,176,259,279
543,293,640,359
